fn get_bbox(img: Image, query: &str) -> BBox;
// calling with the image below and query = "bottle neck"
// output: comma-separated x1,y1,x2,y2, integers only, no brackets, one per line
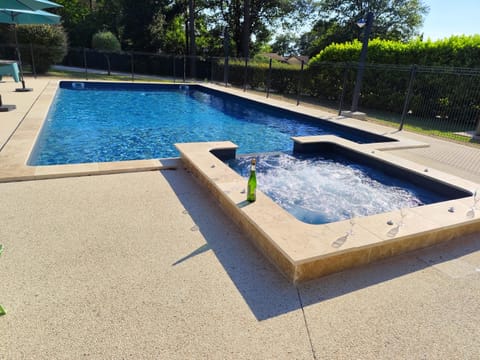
250,159,256,174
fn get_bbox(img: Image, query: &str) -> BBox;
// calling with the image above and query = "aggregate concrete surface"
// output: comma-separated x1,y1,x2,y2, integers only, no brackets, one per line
0,77,479,359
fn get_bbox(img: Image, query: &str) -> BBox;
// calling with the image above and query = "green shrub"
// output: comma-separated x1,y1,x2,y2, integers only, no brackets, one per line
310,35,480,68
222,58,302,93
91,31,121,75
203,37,480,125
17,24,68,74
306,36,480,121
91,31,121,52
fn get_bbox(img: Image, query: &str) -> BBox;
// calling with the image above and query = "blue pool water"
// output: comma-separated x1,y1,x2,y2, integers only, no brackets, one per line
29,82,394,165
229,152,451,225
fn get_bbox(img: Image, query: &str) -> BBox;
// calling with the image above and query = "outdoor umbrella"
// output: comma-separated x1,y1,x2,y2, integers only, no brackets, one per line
1,0,62,11
0,3,61,91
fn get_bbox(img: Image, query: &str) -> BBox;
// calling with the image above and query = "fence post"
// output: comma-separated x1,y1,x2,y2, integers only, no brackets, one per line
130,51,135,82
210,57,214,82
83,47,88,80
266,58,272,98
338,63,349,115
223,29,230,87
399,65,417,130
243,57,248,92
29,43,36,78
224,56,229,87
296,60,305,106
173,56,176,83
183,55,186,82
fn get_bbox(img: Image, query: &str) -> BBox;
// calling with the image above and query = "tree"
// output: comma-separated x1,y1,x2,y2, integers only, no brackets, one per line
298,20,352,57
299,0,429,57
271,33,299,56
92,31,121,52
188,0,196,76
91,31,121,75
17,25,68,73
91,0,123,41
204,0,316,57
151,15,187,54
116,0,190,52
52,0,320,59
188,0,196,56
54,0,95,47
315,0,429,43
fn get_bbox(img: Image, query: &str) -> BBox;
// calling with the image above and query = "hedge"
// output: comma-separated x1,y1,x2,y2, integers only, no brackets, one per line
310,35,480,68
17,25,68,74
304,36,480,121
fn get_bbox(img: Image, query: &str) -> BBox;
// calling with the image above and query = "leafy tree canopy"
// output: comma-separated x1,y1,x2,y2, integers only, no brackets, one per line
317,0,429,40
203,0,317,57
92,31,121,52
51,0,429,59
271,33,299,56
299,0,429,57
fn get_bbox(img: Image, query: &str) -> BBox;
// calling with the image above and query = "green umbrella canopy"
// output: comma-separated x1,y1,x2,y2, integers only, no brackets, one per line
0,8,61,91
1,0,61,11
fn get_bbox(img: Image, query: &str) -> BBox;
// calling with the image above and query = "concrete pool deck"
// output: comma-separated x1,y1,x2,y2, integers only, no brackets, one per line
1,77,479,358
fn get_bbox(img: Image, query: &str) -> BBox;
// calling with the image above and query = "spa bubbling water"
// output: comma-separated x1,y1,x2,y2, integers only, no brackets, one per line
229,153,443,225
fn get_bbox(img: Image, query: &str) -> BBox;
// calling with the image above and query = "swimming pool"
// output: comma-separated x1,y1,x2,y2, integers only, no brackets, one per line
28,82,395,165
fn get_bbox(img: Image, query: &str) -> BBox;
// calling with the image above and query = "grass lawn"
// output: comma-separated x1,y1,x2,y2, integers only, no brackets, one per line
46,69,165,82
363,109,480,147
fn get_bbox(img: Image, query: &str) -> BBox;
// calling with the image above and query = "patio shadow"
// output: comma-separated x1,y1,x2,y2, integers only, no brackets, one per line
162,169,480,321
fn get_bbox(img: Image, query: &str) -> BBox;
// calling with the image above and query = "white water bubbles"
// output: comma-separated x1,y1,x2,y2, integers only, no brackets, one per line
229,153,435,225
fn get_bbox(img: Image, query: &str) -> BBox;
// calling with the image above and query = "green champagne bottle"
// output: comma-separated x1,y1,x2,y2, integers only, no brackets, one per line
247,158,257,202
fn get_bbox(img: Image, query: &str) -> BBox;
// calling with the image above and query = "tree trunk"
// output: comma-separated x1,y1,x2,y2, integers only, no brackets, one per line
242,0,250,59
104,54,111,76
188,0,196,78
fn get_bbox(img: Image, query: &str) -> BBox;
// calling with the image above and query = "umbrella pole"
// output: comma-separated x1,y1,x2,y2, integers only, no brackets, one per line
0,94,17,112
13,24,32,92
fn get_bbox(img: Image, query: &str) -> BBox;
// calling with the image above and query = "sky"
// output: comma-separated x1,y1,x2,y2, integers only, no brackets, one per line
421,0,479,40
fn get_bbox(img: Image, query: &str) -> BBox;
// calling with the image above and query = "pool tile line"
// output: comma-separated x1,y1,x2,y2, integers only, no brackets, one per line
175,139,480,283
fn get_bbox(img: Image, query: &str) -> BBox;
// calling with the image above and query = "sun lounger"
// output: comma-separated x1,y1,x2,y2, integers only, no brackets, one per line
0,60,20,82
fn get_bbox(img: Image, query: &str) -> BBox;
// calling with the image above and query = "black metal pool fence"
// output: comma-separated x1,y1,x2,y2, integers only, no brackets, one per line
2,43,480,143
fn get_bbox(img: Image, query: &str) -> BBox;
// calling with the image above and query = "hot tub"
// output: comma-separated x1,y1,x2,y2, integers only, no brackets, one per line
176,135,480,283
